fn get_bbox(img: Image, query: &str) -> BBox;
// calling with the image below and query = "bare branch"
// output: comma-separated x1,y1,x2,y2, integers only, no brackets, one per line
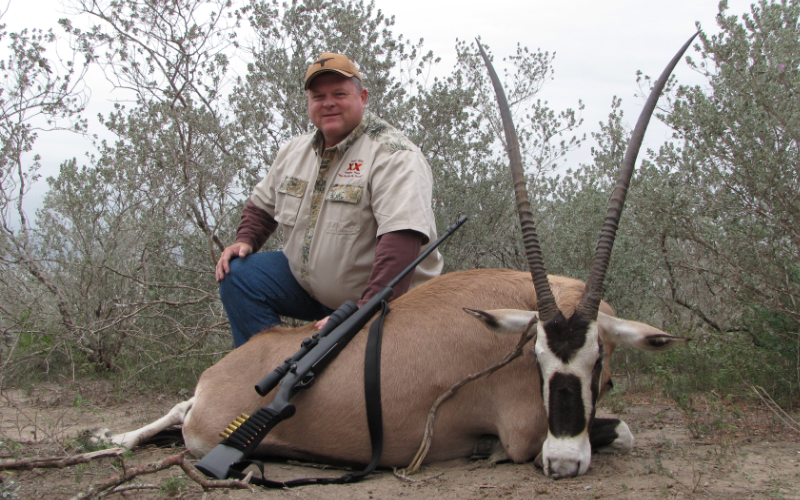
405,325,535,473
0,448,125,471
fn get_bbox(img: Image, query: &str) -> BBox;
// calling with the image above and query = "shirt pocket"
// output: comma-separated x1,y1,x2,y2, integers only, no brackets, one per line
275,176,308,227
324,183,363,234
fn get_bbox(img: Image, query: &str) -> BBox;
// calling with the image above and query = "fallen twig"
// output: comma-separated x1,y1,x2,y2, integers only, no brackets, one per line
752,385,800,433
0,448,125,471
70,452,254,500
178,454,255,491
97,484,158,498
405,320,536,473
71,453,185,500
392,467,443,483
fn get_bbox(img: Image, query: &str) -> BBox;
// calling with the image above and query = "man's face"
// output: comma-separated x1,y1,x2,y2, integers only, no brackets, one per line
306,72,368,147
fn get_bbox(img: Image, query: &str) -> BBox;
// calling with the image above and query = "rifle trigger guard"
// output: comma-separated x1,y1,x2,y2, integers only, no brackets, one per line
296,372,316,389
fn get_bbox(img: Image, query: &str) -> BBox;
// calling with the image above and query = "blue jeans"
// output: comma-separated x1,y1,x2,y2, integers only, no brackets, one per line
218,251,335,347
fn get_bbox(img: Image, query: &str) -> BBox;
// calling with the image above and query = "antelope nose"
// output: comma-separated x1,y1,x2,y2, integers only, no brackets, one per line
547,458,580,479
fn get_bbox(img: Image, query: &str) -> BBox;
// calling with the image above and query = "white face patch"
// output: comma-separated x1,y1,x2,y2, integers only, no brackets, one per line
535,320,601,477
542,431,591,478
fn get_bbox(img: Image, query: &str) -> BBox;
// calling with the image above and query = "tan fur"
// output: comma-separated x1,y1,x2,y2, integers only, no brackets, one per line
184,269,627,466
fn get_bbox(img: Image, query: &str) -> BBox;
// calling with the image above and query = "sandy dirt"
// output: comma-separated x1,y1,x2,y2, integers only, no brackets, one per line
1,385,799,499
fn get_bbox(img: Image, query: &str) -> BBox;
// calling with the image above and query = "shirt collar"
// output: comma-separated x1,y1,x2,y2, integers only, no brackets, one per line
309,111,372,156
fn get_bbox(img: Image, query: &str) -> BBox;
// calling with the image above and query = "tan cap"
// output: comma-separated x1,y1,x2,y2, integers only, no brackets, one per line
304,52,363,89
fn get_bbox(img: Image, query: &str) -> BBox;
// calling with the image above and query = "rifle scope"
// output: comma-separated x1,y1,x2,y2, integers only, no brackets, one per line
254,301,358,397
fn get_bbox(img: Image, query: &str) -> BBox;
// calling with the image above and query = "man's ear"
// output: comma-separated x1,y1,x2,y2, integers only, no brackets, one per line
360,87,368,105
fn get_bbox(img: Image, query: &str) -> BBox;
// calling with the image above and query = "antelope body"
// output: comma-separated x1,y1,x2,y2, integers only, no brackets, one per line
103,270,685,474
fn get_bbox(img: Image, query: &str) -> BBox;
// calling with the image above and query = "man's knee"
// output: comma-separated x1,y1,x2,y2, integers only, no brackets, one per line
219,257,251,304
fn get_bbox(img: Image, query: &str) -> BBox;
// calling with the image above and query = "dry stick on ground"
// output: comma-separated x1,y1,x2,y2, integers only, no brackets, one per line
178,454,255,491
71,452,255,500
392,467,443,483
752,385,800,433
97,484,158,498
405,323,536,473
0,448,125,471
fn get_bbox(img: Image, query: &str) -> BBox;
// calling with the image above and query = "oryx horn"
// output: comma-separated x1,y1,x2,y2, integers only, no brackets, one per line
576,32,700,321
477,39,561,322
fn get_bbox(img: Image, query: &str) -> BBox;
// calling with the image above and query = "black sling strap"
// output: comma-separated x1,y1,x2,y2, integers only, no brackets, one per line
228,301,390,488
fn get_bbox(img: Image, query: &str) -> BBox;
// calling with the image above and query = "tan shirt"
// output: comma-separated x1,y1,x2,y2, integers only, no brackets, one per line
250,111,443,309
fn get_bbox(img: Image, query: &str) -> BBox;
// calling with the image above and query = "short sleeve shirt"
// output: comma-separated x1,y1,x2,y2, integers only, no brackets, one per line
250,111,443,309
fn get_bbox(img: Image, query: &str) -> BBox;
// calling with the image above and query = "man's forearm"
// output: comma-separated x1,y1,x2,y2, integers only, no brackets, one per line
235,200,279,252
358,230,423,308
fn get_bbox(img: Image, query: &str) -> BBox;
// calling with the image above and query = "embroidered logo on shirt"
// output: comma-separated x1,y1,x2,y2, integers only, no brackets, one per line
339,159,365,179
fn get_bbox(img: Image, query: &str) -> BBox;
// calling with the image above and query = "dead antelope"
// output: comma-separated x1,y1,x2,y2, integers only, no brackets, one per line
97,35,695,479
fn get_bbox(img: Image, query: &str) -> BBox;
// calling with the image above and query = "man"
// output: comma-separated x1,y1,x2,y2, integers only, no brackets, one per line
216,52,443,347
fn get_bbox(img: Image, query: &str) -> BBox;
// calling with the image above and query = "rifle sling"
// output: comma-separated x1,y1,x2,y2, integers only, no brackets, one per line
228,300,390,488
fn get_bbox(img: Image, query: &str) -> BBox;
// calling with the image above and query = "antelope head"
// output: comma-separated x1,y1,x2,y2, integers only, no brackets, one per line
475,34,697,478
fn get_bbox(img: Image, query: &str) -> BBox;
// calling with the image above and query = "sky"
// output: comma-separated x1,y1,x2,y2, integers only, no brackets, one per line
1,0,755,215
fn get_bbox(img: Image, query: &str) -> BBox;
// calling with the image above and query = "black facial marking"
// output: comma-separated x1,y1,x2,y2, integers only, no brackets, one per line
588,347,604,432
590,354,603,407
483,315,499,329
543,312,592,363
548,373,586,437
589,418,621,450
646,335,674,349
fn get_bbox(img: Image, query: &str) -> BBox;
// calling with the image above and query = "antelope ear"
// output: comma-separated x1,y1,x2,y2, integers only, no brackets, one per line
597,312,690,351
463,308,538,336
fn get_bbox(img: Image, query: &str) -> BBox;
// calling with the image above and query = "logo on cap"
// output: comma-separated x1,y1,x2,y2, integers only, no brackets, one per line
305,52,362,89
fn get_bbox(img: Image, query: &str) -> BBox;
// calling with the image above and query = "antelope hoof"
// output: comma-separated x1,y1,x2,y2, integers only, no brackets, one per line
471,435,510,464
87,427,136,450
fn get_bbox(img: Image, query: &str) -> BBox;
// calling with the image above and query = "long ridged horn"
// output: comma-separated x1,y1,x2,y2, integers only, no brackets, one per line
476,39,561,322
576,32,700,321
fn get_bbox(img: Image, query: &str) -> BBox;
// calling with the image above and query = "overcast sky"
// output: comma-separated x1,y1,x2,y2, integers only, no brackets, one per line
2,0,754,213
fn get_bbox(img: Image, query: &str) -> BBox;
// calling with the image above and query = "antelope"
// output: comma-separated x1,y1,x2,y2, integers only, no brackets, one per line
97,35,696,479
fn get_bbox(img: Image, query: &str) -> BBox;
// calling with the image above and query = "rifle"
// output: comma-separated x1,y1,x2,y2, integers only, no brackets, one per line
195,216,468,482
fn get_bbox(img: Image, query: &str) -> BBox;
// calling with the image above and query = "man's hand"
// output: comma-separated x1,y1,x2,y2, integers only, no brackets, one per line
215,242,253,282
315,316,330,330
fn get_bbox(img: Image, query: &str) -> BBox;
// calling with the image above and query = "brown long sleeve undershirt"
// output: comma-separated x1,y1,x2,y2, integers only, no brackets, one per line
235,200,423,308
357,230,422,307
235,200,279,252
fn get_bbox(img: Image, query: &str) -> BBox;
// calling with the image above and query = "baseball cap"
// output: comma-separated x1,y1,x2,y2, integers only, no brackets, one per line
305,52,363,89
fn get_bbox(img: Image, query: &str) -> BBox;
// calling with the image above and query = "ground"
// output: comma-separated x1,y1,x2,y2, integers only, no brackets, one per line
1,384,799,499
